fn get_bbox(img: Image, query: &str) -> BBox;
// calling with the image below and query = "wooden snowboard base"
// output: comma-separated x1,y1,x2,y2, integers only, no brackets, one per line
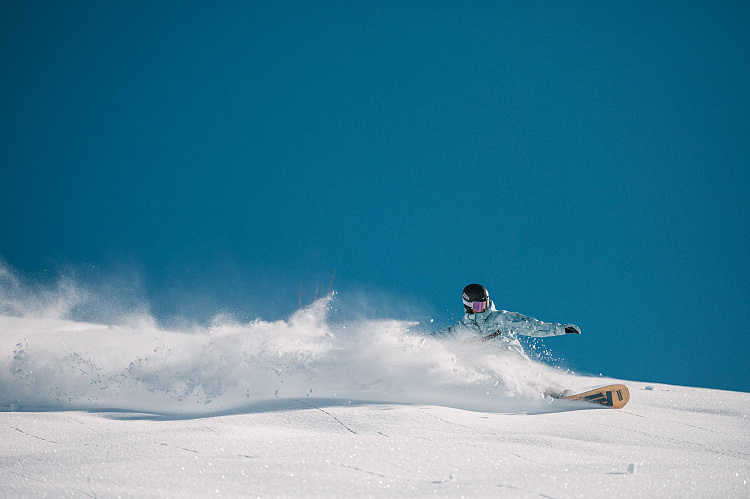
563,384,630,409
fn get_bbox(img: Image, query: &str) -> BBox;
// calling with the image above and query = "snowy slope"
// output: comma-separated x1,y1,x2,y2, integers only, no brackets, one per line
1,304,748,497
2,384,748,498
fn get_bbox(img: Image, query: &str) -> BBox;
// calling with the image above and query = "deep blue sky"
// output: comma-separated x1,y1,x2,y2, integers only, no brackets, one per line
1,2,748,392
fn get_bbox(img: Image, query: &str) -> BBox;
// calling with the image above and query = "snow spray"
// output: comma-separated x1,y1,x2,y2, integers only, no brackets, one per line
0,265,575,415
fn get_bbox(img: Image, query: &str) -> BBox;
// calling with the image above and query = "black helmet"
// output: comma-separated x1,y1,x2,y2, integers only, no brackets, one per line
462,284,489,313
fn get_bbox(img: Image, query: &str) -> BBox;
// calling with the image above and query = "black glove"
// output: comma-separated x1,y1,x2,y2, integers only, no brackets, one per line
564,325,581,334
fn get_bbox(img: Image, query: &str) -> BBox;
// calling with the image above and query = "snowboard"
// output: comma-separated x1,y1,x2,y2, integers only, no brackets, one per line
563,384,630,409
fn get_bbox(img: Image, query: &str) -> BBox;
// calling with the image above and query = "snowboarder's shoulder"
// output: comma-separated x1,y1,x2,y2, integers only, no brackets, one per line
487,307,510,317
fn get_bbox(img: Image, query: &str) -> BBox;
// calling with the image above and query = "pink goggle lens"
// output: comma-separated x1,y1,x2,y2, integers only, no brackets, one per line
471,301,487,313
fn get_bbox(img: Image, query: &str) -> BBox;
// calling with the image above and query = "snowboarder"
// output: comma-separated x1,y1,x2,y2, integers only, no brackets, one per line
435,284,581,351
435,284,580,398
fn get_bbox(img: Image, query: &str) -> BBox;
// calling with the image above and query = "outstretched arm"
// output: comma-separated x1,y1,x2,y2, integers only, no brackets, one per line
499,311,579,338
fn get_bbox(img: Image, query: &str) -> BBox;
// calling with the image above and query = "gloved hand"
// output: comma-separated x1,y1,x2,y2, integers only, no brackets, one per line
564,324,581,334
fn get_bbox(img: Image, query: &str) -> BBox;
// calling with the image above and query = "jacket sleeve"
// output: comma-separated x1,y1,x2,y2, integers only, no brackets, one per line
495,311,566,338
433,321,464,337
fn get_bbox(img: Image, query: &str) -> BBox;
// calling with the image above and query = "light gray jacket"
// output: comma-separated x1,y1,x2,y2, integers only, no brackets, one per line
434,300,574,354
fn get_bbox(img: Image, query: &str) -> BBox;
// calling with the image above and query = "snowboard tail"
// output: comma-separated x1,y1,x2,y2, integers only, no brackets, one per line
564,384,629,409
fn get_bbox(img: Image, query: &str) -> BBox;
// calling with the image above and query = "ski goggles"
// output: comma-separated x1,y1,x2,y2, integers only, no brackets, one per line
463,299,488,313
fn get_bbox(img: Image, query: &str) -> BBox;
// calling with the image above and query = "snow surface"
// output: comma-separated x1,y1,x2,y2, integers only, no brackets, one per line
1,300,748,497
